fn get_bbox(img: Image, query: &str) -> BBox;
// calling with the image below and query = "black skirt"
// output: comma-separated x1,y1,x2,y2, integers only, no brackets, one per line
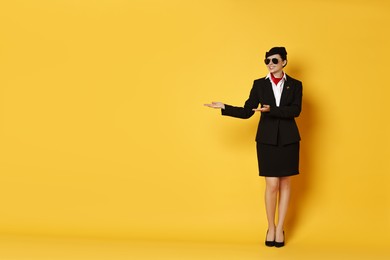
256,141,300,177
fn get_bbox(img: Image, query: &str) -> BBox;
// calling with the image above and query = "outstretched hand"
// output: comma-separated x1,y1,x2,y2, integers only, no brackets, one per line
252,104,270,112
204,102,225,109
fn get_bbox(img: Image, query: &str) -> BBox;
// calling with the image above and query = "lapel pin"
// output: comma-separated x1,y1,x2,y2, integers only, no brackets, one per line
286,86,290,89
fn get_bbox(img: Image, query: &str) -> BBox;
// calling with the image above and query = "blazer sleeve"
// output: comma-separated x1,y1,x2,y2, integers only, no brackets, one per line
268,81,302,119
221,81,260,119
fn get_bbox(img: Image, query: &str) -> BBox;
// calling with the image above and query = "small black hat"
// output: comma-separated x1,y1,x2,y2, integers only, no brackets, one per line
265,47,287,60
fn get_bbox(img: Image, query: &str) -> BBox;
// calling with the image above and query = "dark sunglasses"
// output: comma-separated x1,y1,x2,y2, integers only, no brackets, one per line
264,58,280,65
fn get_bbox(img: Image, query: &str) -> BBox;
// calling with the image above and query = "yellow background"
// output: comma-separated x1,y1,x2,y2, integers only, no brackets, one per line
0,0,389,258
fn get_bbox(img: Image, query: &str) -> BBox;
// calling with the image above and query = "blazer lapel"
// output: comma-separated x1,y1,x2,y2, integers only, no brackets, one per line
265,78,277,107
280,75,292,106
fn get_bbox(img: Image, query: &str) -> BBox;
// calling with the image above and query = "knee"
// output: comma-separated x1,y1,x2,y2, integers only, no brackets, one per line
279,177,291,190
266,181,279,193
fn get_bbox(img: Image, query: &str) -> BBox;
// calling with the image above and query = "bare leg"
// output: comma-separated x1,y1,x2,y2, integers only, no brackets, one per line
265,177,279,241
276,176,291,242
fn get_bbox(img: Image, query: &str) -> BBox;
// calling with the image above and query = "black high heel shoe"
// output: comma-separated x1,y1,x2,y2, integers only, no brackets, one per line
265,230,275,247
274,231,285,248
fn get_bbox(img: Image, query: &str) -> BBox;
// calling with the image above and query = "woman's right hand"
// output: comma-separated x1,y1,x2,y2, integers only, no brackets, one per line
204,102,225,109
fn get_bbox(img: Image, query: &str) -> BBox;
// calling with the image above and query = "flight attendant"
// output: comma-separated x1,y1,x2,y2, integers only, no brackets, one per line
205,47,303,247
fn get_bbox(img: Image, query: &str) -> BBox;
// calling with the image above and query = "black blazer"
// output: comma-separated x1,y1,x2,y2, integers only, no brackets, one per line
221,74,302,146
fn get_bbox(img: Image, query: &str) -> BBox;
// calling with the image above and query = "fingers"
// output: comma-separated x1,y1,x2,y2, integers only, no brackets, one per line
252,105,270,112
204,102,222,108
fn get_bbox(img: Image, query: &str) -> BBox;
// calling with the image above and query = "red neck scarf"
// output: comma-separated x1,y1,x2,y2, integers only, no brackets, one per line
271,73,284,85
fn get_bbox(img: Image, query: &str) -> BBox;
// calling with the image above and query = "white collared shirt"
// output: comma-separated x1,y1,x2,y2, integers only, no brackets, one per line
266,72,287,107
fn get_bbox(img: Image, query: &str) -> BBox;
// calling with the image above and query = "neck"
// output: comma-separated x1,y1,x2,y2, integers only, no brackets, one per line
272,71,284,78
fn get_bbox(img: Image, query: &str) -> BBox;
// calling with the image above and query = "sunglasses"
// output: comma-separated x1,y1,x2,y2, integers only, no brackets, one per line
264,58,281,65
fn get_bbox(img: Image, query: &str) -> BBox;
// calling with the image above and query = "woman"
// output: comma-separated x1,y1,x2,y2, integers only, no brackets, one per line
205,47,302,248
